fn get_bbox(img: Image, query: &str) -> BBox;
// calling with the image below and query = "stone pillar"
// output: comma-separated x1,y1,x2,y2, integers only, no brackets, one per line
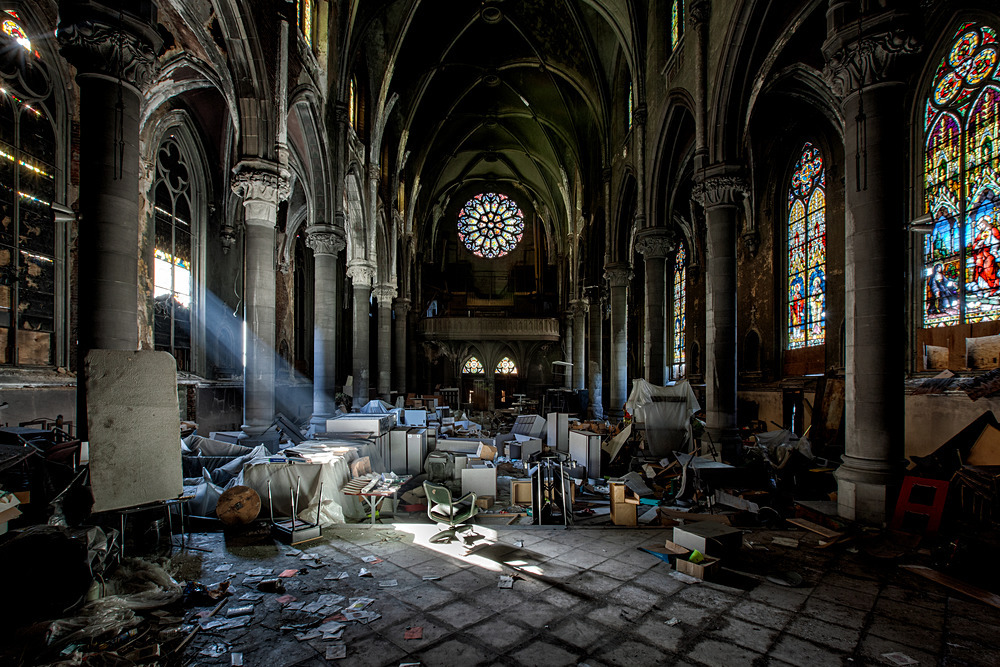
570,300,588,391
231,160,291,436
374,284,397,401
635,229,676,385
604,264,632,419
562,314,573,389
823,15,919,523
347,261,375,409
693,173,748,457
394,297,410,396
588,293,604,419
306,226,345,432
58,5,161,439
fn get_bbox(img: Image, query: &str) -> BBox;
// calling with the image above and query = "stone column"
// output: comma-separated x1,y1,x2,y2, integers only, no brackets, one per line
823,16,919,523
693,173,748,457
347,261,375,409
394,297,410,396
306,226,345,432
588,293,604,419
373,284,397,401
604,264,633,419
57,5,161,439
635,229,676,385
562,313,573,389
231,160,291,437
570,299,588,391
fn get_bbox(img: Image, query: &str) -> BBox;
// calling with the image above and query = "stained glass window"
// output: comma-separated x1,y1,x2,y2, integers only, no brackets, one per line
495,357,517,374
671,0,684,52
2,12,29,53
787,142,826,349
672,245,686,378
456,192,525,258
299,0,312,47
349,77,357,127
153,138,193,370
463,357,484,374
627,82,633,130
924,23,1000,327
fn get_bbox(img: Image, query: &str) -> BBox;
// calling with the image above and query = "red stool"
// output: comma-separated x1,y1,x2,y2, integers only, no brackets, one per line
891,476,949,535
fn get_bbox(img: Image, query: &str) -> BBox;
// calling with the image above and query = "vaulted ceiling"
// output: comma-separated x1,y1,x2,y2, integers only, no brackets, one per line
345,0,639,254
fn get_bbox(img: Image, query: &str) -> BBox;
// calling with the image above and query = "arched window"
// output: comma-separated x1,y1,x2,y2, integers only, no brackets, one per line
153,138,194,371
627,81,633,131
672,245,686,378
923,22,1000,327
670,1,684,53
462,357,484,374
495,356,517,374
349,76,357,128
297,0,312,47
0,13,56,366
457,192,524,258
787,142,826,349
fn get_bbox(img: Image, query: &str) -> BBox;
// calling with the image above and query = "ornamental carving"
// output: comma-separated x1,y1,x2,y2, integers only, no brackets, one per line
689,0,710,25
306,231,346,256
605,265,634,288
394,297,411,313
635,230,677,259
373,285,398,303
57,21,158,90
346,261,376,286
692,175,749,208
570,299,590,318
230,161,291,204
823,30,922,99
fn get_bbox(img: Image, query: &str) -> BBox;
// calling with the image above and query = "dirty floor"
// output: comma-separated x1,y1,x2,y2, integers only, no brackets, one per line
179,523,999,666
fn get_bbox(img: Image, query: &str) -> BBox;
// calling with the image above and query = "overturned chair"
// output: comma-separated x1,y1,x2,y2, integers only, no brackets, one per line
423,481,479,544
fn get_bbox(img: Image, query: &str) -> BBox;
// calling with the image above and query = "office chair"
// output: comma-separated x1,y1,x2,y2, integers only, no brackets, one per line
423,481,479,544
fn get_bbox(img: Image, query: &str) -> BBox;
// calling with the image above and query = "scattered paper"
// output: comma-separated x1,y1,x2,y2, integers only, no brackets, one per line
296,629,323,642
514,540,523,548
498,575,514,589
276,595,297,605
344,610,381,623
665,618,680,626
242,576,265,586
239,592,265,602
304,602,326,614
325,645,347,660
326,571,350,580
881,652,919,666
245,567,273,576
279,569,299,578
300,553,319,561
231,653,244,666
201,644,228,658
668,570,701,585
214,564,233,572
404,626,423,640
359,568,372,577
286,601,306,611
347,598,375,611
361,556,383,564
772,537,800,548
317,594,346,607
285,549,303,557
421,575,441,581
379,579,398,587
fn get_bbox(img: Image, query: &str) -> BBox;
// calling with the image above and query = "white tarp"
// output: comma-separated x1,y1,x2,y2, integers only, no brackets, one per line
626,378,700,457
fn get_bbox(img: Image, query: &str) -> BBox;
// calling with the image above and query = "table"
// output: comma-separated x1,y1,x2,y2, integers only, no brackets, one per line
342,475,411,526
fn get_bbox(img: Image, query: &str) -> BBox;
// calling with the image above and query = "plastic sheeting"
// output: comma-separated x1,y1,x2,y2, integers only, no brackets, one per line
625,379,701,457
360,399,395,414
236,440,386,525
754,429,814,468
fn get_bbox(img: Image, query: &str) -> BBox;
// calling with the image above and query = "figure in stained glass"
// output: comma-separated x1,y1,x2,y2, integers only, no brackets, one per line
672,245,686,378
456,192,525,258
787,142,826,348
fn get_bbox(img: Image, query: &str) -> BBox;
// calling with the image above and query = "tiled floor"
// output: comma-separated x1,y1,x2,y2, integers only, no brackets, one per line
181,523,1000,666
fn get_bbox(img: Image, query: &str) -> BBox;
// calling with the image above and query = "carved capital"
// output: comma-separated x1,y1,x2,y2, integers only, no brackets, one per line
689,0,711,25
635,229,676,259
604,264,634,288
346,261,376,287
823,30,921,99
633,104,647,127
57,20,159,91
394,297,411,314
570,299,590,318
305,228,346,256
231,160,291,205
692,175,749,208
373,284,397,304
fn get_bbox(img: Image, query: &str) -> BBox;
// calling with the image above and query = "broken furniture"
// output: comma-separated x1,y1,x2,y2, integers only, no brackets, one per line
267,477,324,545
343,473,411,527
423,480,479,543
626,378,701,457
532,460,573,525
891,476,950,536
671,521,743,559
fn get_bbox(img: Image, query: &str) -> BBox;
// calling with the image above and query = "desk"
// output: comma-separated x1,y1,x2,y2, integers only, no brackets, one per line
342,475,411,527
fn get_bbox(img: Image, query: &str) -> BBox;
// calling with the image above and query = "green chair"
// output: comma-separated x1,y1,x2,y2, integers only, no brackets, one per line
423,481,479,544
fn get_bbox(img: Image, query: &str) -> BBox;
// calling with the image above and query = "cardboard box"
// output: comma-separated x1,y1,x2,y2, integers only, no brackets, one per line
511,479,532,504
672,521,743,558
610,499,637,526
674,554,721,580
475,495,495,510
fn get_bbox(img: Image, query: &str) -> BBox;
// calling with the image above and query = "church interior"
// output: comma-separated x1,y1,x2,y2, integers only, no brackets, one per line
1,0,1000,665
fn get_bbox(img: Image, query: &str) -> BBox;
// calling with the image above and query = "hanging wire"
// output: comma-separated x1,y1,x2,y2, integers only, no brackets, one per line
855,0,868,192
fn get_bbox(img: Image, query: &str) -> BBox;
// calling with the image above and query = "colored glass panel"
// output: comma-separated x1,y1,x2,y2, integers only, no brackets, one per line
671,1,682,51
672,245,686,378
463,357,484,374
349,77,356,127
456,192,525,258
1,18,29,52
300,0,312,47
787,142,826,349
924,23,1000,327
627,82,633,130
495,357,517,374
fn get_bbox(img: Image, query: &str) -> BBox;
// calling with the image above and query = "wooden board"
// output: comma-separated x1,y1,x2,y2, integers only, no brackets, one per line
902,564,1000,610
658,508,733,525
216,486,261,525
787,517,844,539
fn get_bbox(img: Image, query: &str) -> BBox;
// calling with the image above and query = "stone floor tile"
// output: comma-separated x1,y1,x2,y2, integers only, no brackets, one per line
590,557,641,580
594,639,669,667
577,537,633,557
727,599,792,630
858,635,938,667
379,613,455,653
767,635,844,667
551,548,609,569
606,582,662,613
412,637,495,667
585,603,647,629
799,596,868,630
502,598,570,629
524,539,576,558
811,583,877,610
785,614,862,651
563,571,623,597
820,571,882,596
632,613,686,653
386,546,440,568
675,584,740,611
873,596,945,629
879,583,947,611
653,598,719,628
337,632,408,667
548,615,606,651
629,567,687,597
437,567,497,593
402,582,458,610
687,638,762,667
710,616,778,653
745,583,810,611
507,640,581,667
429,599,496,630
476,619,537,651
867,616,943,654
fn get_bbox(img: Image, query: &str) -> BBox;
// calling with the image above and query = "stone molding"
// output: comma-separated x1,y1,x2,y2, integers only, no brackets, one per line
823,30,921,99
635,229,676,259
231,160,291,223
418,317,560,342
346,261,376,287
373,284,398,304
633,104,647,127
689,0,710,25
692,175,749,208
57,20,158,91
605,264,634,288
305,229,346,256
394,297,411,313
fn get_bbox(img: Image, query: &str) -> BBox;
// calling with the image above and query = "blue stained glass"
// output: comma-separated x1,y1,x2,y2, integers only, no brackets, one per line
456,192,524,258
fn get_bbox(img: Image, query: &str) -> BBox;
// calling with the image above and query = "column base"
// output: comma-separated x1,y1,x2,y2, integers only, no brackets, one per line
835,457,902,526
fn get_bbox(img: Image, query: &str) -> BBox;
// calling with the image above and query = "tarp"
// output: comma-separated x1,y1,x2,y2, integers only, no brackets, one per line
360,399,395,414
625,379,700,456
754,429,814,468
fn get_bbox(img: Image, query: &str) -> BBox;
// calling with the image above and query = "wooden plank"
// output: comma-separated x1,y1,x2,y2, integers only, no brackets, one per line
787,517,844,539
658,508,733,525
902,564,1000,610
